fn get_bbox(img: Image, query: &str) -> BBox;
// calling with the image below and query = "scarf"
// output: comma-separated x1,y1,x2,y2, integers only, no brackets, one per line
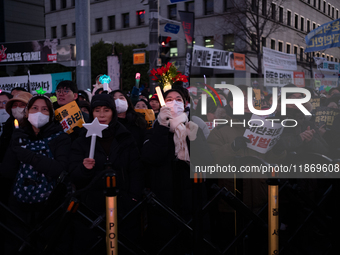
169,112,190,162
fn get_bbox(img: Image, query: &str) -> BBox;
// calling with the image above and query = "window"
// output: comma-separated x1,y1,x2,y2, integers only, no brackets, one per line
278,41,283,52
224,34,235,51
318,0,321,10
95,18,102,32
205,0,214,15
323,1,326,13
331,56,333,61
328,4,330,16
286,43,291,54
168,5,177,19
108,15,115,30
136,10,145,25
300,48,304,61
252,0,258,13
307,0,310,4
332,7,334,18
204,36,214,48
335,58,338,62
313,22,316,30
294,45,298,56
337,9,339,19
271,39,275,50
122,13,129,28
262,37,267,48
61,0,66,9
271,3,276,20
262,0,267,15
322,53,325,58
61,24,67,37
72,22,75,36
295,14,298,29
307,20,310,32
71,0,75,7
301,17,304,31
326,55,329,61
279,7,283,23
169,41,178,57
225,0,234,11
313,0,316,7
51,26,57,38
51,0,56,11
287,10,291,26
186,1,194,12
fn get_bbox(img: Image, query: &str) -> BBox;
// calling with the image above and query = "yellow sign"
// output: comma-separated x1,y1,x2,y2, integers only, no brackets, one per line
135,109,155,129
133,52,146,65
55,101,85,134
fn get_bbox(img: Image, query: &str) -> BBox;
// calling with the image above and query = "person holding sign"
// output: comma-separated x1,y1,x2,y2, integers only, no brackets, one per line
207,85,286,251
0,95,71,254
69,94,144,255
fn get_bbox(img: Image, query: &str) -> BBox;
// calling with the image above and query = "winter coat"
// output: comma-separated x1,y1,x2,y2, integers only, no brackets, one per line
207,113,286,213
69,121,144,216
0,115,15,163
0,121,71,202
141,120,211,218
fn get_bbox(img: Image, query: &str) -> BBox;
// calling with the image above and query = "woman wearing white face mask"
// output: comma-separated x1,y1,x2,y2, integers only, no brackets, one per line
0,95,71,254
0,91,32,164
110,90,147,151
141,89,212,254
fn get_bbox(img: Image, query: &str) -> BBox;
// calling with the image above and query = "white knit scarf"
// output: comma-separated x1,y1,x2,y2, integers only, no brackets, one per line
169,113,190,162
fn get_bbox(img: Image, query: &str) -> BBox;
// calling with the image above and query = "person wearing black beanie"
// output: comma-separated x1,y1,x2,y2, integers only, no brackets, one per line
69,93,144,254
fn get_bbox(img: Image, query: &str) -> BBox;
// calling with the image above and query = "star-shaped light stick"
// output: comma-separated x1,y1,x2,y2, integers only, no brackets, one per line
36,87,47,95
82,117,108,159
99,75,111,92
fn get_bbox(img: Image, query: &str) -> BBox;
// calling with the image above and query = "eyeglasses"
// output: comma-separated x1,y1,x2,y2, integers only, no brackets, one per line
56,89,70,95
0,101,7,105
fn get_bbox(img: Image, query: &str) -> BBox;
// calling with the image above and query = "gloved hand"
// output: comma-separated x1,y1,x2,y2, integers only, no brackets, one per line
231,136,251,151
186,121,198,141
11,128,35,163
157,107,172,127
272,138,286,155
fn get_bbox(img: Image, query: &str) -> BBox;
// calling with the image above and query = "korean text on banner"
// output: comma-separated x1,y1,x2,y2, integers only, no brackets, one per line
263,47,297,70
55,101,85,134
264,68,294,86
243,114,284,154
314,106,340,129
305,18,340,53
134,109,155,130
192,45,245,71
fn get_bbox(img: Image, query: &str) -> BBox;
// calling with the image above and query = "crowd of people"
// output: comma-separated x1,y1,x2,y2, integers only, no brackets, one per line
0,80,338,254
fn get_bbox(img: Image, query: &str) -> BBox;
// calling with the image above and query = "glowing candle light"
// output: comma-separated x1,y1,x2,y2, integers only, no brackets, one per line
155,86,166,107
14,119,19,129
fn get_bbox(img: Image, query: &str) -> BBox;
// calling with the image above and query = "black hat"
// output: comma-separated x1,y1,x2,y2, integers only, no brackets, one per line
90,94,117,126
91,94,116,112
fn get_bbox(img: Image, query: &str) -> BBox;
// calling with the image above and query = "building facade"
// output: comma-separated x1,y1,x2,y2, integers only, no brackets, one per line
44,0,340,86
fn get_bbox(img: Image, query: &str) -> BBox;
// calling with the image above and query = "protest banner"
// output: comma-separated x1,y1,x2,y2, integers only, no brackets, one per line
0,39,60,65
0,72,72,93
263,47,297,70
314,106,340,128
305,18,340,53
264,68,294,86
192,45,245,71
55,101,85,134
310,98,321,111
134,109,155,129
253,89,261,110
244,115,284,154
314,71,338,87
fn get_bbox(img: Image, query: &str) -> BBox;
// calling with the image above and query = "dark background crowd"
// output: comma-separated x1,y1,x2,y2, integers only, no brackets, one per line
0,80,338,255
